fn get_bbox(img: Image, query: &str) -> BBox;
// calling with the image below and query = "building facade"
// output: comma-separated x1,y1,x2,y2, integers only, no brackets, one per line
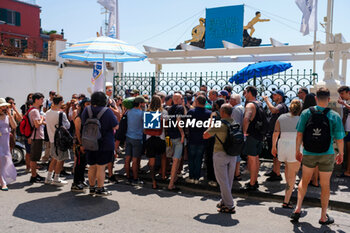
0,0,46,57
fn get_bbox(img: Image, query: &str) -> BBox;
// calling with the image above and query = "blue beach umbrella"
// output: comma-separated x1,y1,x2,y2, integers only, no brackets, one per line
229,61,292,84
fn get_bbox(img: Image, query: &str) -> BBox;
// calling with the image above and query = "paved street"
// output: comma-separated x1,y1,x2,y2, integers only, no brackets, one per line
1,165,350,233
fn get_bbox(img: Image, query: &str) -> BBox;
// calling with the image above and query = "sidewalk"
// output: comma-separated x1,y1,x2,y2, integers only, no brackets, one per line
108,155,350,213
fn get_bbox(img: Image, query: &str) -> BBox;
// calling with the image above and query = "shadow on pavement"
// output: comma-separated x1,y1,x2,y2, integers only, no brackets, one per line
268,207,308,218
8,181,32,190
106,183,181,198
292,221,334,233
25,184,62,193
236,199,264,207
13,192,119,223
193,212,239,227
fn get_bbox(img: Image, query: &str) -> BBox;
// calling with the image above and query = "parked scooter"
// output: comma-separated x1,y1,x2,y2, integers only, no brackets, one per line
11,136,26,166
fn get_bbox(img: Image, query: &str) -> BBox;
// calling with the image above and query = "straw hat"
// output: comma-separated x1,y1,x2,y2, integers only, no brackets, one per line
0,98,10,107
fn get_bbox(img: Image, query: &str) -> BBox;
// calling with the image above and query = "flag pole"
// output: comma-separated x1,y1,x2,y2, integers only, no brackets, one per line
312,1,317,85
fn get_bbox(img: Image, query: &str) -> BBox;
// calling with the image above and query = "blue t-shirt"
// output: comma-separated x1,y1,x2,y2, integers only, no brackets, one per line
81,106,118,151
187,107,212,145
296,106,345,155
126,108,144,140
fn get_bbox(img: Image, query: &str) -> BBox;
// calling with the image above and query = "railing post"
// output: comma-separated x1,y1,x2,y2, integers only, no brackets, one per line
113,73,116,97
151,76,156,96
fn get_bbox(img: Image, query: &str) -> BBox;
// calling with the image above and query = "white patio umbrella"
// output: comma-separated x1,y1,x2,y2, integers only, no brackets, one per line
59,36,147,90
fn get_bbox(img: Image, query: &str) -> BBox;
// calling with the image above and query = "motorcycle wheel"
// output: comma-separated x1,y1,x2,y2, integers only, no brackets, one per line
12,145,25,166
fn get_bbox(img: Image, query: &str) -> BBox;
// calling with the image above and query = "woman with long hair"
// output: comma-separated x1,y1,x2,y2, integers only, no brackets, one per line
271,99,302,208
0,98,17,191
301,93,316,112
71,98,90,192
144,95,167,189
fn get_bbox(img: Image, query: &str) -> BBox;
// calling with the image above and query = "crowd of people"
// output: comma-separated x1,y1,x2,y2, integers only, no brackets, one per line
0,82,349,225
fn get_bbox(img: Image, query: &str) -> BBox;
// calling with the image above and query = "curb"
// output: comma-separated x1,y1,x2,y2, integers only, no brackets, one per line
114,173,350,214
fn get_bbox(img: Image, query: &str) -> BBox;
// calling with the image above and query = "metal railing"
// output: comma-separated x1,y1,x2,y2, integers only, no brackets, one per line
113,69,316,104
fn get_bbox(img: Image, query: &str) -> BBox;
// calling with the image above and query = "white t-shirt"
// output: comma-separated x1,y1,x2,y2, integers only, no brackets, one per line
29,108,45,140
46,109,70,143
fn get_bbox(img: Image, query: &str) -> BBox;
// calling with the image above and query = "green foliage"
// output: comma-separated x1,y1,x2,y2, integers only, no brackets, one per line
42,30,57,35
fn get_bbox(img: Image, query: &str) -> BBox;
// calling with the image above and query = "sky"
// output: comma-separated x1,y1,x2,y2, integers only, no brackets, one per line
36,0,350,82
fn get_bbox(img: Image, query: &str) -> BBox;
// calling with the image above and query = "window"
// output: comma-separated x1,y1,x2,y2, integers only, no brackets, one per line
7,10,15,25
10,38,21,48
0,8,21,26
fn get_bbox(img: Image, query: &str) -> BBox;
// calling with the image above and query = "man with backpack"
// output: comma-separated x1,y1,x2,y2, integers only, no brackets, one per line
263,90,289,182
242,86,267,191
45,95,71,186
28,93,46,183
204,103,241,214
81,92,118,196
291,87,344,225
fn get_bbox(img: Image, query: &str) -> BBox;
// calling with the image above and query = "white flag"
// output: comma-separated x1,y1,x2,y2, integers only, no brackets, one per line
97,0,118,39
92,62,105,93
295,0,317,36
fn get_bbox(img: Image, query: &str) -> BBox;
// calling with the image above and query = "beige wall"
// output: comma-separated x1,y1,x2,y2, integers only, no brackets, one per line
0,59,114,107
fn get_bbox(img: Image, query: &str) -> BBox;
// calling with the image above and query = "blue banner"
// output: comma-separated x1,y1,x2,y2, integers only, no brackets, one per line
205,5,244,48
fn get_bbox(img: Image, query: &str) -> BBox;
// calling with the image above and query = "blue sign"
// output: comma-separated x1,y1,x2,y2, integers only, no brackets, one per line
205,5,244,48
144,111,161,129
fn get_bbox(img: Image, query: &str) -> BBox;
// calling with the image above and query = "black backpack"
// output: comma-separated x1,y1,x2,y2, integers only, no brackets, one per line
54,112,73,153
215,120,244,156
115,111,128,142
252,102,269,135
303,107,331,153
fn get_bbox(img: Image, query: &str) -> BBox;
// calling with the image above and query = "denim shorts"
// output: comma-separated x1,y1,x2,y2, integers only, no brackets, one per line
171,138,183,159
125,136,143,158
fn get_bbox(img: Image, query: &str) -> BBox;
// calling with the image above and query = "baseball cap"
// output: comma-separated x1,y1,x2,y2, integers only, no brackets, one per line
134,95,148,103
130,89,140,95
219,90,229,97
271,89,285,98
79,97,91,106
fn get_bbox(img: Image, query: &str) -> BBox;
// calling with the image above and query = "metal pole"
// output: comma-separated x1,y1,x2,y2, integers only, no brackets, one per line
312,18,317,85
103,53,106,92
326,0,333,44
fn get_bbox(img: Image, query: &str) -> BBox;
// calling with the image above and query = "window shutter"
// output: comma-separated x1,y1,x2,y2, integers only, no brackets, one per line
21,39,28,49
0,8,7,23
15,12,20,26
